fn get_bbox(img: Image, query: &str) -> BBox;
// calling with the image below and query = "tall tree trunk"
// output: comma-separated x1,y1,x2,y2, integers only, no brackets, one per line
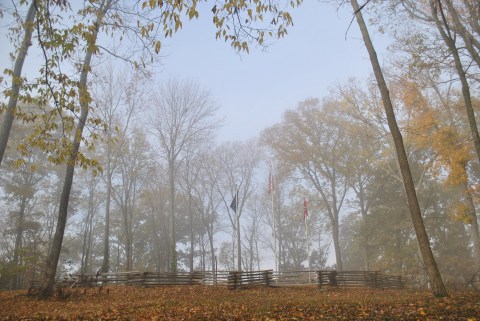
236,211,241,271
277,205,284,271
81,179,95,274
351,0,447,297
249,228,254,271
202,202,216,272
41,164,77,297
83,219,93,274
121,204,133,271
331,216,343,271
101,145,112,273
189,193,194,272
40,0,109,298
80,217,88,273
255,227,259,270
199,231,205,270
168,159,177,272
12,196,27,289
360,214,369,271
126,229,132,271
357,176,370,271
207,223,215,272
150,207,161,271
355,175,370,271
0,2,36,165
463,181,480,271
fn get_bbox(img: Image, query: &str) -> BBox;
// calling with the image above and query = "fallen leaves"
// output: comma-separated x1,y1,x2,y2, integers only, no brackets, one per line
0,286,479,320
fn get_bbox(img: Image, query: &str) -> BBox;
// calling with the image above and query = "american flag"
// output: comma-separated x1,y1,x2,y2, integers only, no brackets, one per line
268,170,274,194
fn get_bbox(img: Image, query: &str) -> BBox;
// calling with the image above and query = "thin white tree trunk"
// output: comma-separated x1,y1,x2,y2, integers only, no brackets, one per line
0,2,36,165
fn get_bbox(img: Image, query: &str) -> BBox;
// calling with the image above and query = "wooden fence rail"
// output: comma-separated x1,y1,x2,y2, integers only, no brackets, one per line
316,271,404,289
28,270,403,293
227,270,273,290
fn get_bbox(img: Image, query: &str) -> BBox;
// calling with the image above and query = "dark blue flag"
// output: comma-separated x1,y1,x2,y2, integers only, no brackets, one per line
230,195,237,213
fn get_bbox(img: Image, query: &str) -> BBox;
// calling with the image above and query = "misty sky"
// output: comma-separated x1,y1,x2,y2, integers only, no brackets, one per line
154,1,391,142
0,1,391,143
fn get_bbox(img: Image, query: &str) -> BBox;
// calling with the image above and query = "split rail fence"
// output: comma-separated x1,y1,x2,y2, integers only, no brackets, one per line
29,270,404,293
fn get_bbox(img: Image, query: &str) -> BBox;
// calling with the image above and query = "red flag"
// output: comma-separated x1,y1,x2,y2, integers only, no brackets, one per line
268,171,274,194
303,197,308,221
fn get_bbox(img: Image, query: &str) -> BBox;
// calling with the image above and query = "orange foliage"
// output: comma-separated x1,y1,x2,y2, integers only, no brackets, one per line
431,126,471,186
1,286,479,320
399,80,472,187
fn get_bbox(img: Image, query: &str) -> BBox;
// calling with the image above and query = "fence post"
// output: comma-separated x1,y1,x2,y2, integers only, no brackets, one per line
328,271,338,287
317,271,326,289
228,271,240,290
265,270,273,287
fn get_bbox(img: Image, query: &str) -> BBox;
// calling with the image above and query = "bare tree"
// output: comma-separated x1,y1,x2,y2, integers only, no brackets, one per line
111,128,152,271
91,65,146,273
208,140,262,271
187,150,224,271
78,170,102,275
242,195,265,271
149,78,219,272
178,150,205,272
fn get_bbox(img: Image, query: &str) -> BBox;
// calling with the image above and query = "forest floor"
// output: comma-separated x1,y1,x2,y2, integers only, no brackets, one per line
0,285,479,320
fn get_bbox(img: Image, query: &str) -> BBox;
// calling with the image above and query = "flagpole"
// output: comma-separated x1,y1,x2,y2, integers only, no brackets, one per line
305,217,312,283
272,185,277,272
236,186,241,271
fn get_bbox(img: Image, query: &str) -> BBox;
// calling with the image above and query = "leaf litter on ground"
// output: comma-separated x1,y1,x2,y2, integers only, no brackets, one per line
0,286,479,320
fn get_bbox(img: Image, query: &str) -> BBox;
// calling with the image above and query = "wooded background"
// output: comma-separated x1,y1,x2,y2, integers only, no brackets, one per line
0,0,479,297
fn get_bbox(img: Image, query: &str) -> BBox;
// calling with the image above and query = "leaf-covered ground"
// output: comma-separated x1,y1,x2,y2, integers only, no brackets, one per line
0,286,479,320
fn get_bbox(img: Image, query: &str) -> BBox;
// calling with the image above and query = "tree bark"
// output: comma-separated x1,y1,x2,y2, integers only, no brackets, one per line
101,143,112,273
331,216,343,271
463,181,480,271
235,189,242,271
207,221,215,272
12,196,27,289
168,159,177,272
0,1,36,166
236,212,242,271
351,0,448,297
189,192,194,272
357,175,370,271
126,227,132,271
40,0,109,298
81,178,95,274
